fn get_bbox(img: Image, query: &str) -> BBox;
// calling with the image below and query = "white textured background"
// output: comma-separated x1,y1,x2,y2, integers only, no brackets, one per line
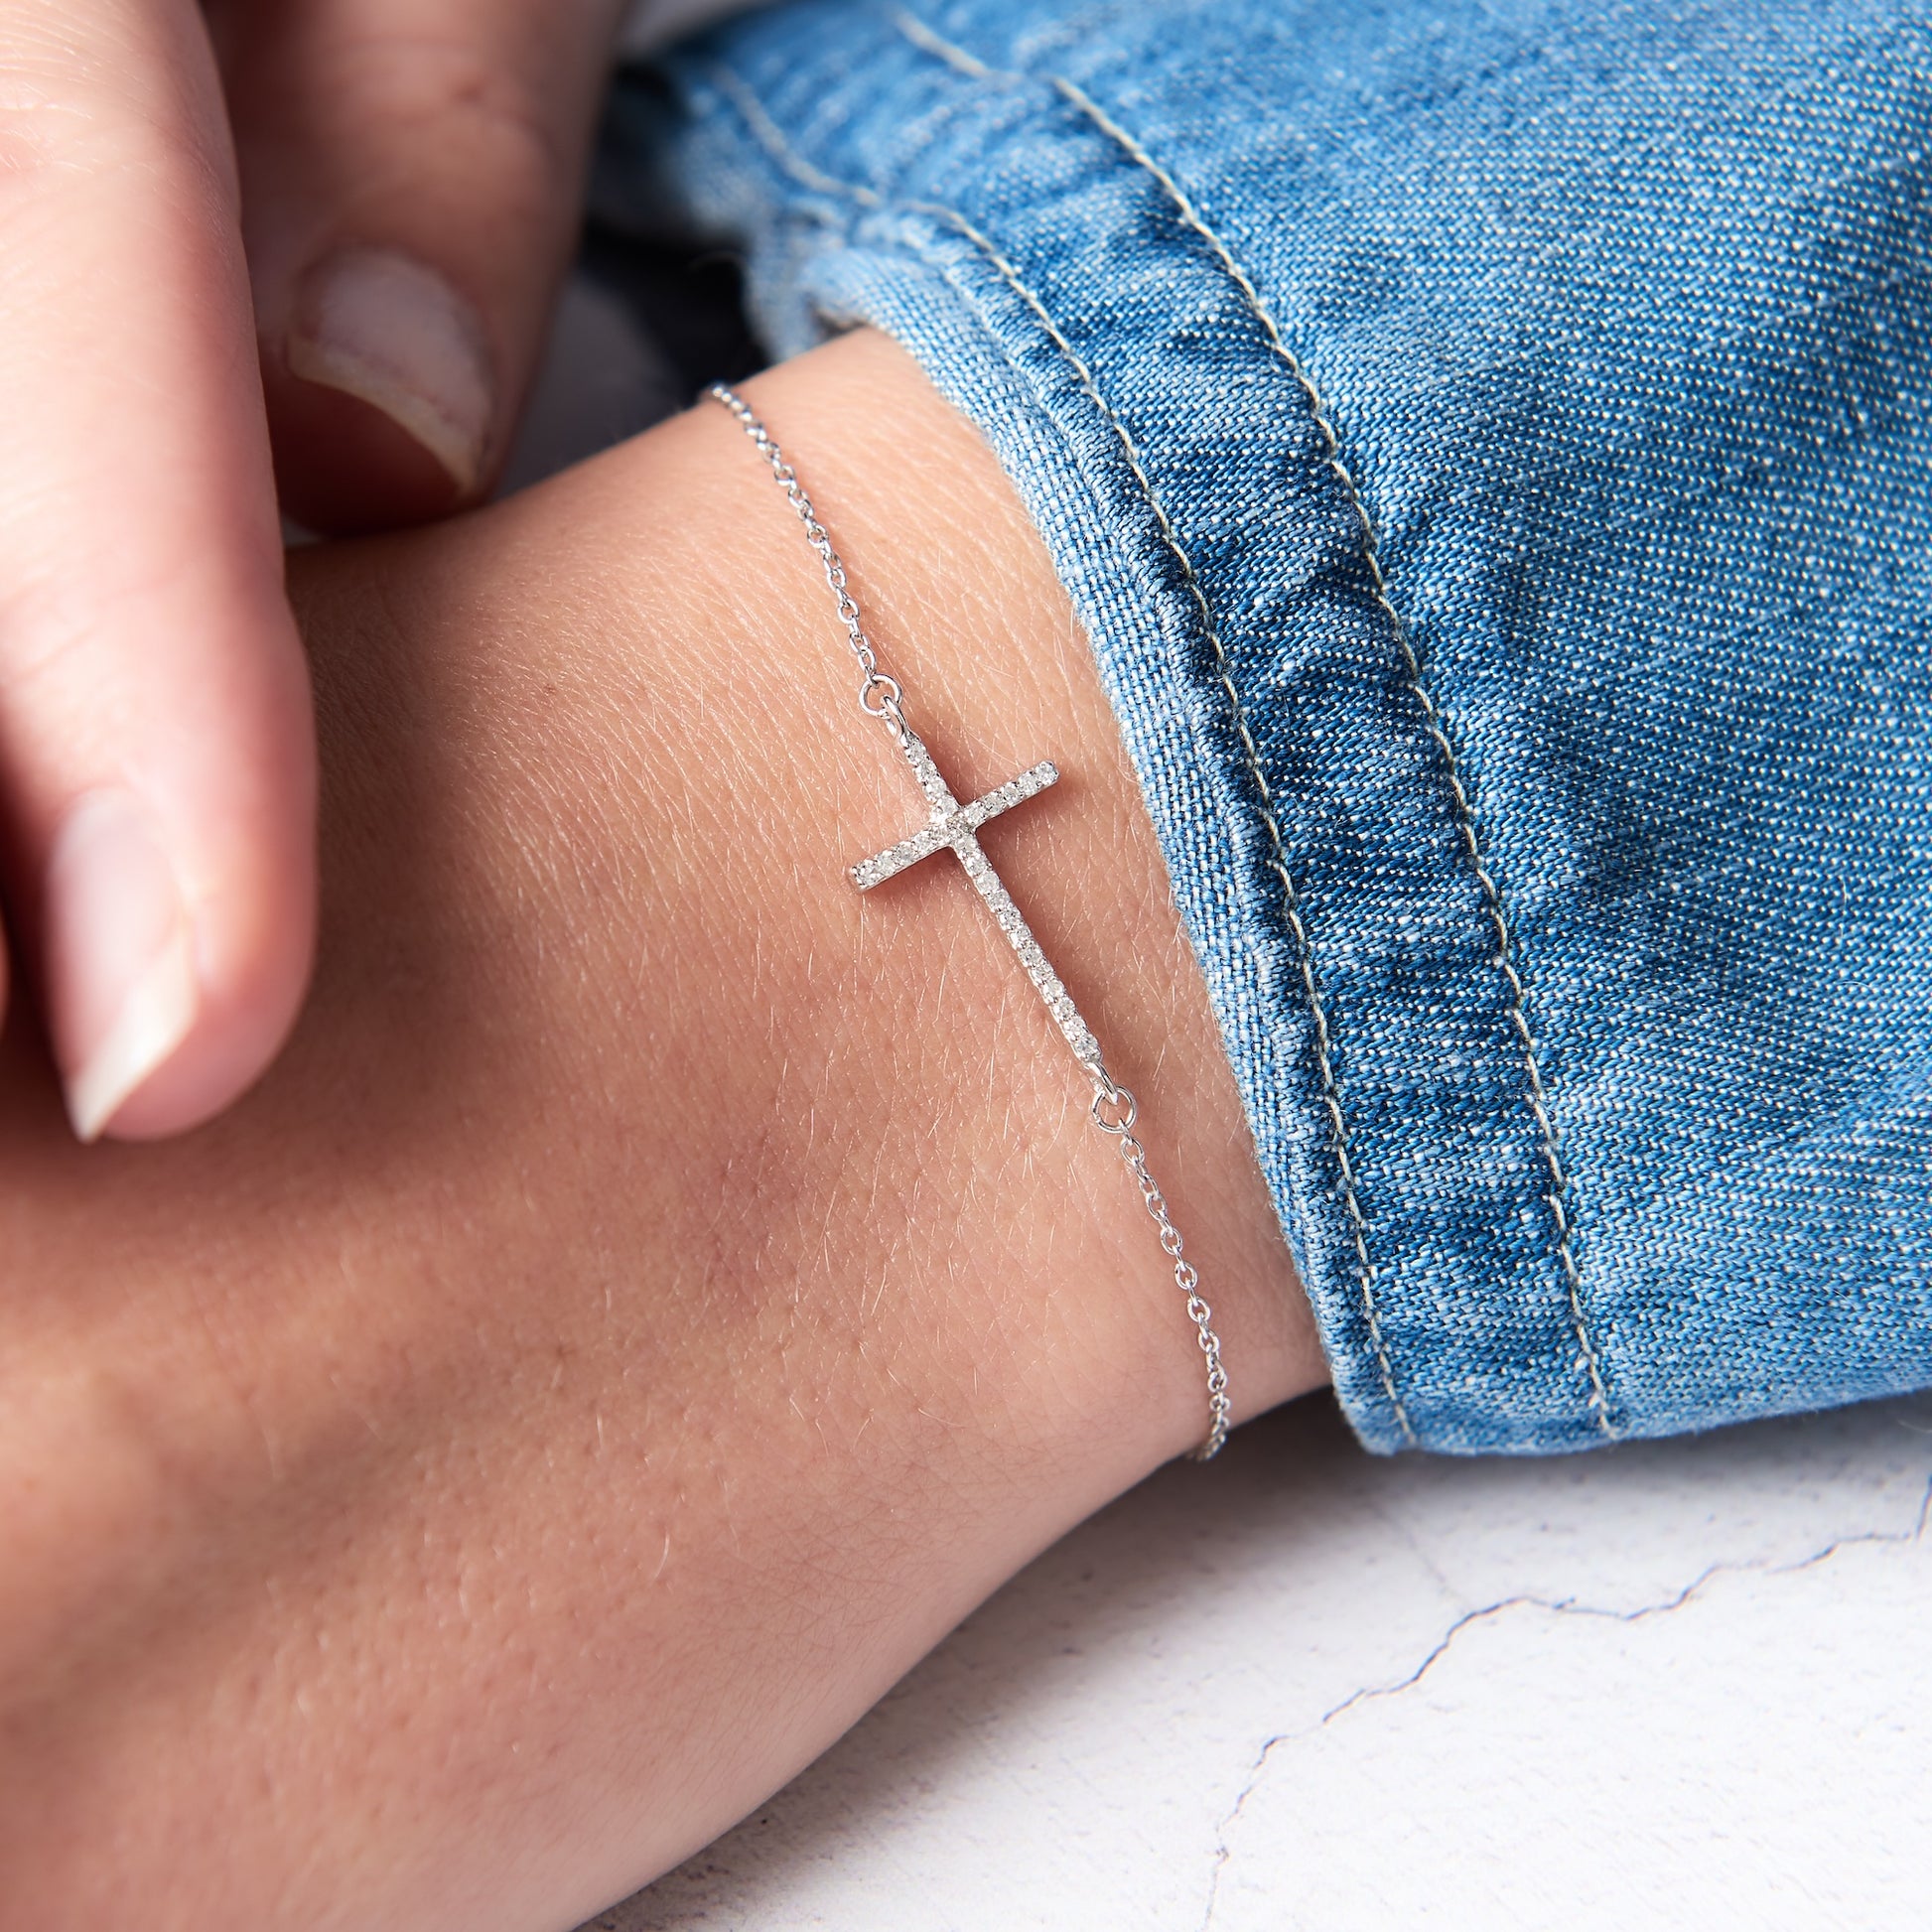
514,272,1932,1932
590,1393,1932,1931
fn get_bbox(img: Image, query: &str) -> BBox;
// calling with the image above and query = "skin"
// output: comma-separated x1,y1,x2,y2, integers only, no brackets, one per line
0,0,629,1141
0,329,1325,1927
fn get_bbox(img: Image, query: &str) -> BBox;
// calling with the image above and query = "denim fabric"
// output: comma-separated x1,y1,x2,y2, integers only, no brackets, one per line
608,0,1932,1452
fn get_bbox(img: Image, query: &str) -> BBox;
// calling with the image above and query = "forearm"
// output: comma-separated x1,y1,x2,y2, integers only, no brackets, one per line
0,329,1318,1925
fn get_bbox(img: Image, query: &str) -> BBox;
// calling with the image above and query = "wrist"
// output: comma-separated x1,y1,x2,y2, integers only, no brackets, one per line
0,326,1322,1923
313,319,1328,1880
714,329,1322,1461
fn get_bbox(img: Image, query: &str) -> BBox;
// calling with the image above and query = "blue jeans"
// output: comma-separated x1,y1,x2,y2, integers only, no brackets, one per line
609,0,1932,1453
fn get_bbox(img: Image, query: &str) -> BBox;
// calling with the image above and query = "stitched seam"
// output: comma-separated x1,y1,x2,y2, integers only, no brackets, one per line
893,6,994,79
1049,71,1615,1438
702,53,1418,1444
704,62,886,207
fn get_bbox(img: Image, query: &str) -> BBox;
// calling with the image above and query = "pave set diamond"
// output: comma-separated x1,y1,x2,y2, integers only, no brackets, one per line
850,738,1100,1067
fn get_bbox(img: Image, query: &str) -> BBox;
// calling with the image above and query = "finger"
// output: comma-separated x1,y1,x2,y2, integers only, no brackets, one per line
213,0,629,534
0,0,316,1141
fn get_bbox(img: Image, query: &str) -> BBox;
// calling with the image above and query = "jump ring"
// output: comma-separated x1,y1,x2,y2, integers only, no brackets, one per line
859,673,902,716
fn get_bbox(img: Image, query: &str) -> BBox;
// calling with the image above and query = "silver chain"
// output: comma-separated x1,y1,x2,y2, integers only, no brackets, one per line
710,382,1230,1460
706,386,913,740
1087,1071,1232,1459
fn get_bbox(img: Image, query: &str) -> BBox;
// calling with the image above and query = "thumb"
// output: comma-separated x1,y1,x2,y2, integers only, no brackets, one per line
215,0,628,534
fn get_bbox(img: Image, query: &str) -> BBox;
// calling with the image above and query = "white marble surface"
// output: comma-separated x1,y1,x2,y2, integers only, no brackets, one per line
584,1393,1932,1931
512,272,1932,1932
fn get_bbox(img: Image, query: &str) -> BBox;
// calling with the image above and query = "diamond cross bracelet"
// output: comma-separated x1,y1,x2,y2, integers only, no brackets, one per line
708,383,1231,1459
851,729,1104,1072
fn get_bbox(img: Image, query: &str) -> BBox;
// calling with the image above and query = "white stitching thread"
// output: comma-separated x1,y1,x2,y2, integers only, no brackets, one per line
704,53,1418,1442
704,63,886,207
1048,70,1616,1438
893,6,994,78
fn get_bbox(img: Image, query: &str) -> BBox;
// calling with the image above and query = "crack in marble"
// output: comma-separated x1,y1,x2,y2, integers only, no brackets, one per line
1195,1473,1932,1931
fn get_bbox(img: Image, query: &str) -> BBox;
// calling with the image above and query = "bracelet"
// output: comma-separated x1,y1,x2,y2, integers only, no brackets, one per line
708,384,1232,1460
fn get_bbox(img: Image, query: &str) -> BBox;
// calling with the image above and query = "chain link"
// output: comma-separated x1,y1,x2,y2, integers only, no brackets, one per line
1089,1063,1231,1460
709,382,911,741
709,383,1231,1461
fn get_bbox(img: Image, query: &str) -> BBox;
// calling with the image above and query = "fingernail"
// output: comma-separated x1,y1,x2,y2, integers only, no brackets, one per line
48,790,201,1143
287,247,494,495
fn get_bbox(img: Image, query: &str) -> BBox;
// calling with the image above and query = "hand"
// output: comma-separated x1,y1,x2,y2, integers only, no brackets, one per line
0,330,1320,1925
0,0,626,1142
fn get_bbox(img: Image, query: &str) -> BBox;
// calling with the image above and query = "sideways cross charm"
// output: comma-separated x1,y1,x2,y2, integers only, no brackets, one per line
851,724,1103,1071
